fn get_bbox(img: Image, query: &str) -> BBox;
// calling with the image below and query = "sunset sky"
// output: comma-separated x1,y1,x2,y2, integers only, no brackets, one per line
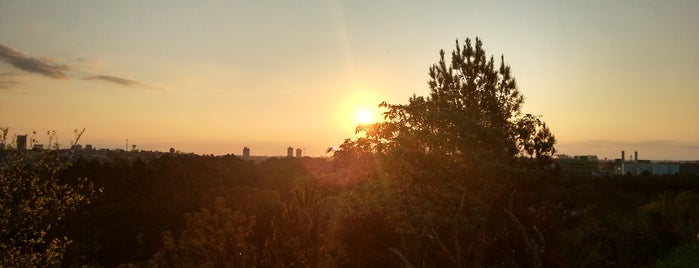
1,1,697,160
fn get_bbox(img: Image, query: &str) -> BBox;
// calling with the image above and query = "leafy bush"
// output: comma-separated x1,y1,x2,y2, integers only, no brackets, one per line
0,149,99,266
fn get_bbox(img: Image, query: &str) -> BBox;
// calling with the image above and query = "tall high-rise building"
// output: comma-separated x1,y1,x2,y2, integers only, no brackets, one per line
16,135,27,151
621,150,625,175
296,148,302,158
243,147,250,159
287,147,294,158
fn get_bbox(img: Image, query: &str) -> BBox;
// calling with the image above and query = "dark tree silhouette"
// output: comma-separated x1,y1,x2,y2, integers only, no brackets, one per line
341,37,555,166
331,37,558,267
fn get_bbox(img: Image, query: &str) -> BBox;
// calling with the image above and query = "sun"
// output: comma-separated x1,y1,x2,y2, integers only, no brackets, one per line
357,109,373,124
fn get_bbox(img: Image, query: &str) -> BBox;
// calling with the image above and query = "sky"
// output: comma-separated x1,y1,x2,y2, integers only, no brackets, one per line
0,1,697,160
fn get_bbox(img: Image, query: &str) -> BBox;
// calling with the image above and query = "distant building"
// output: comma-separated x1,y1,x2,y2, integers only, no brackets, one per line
296,148,302,158
32,144,44,150
243,147,250,159
85,144,93,150
16,135,27,151
652,162,680,175
556,155,599,176
616,161,679,176
680,162,699,176
287,147,294,158
617,160,679,176
71,144,83,150
614,150,680,176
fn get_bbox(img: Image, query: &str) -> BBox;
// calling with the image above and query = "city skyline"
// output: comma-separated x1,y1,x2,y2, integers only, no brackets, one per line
1,1,697,160
4,133,696,162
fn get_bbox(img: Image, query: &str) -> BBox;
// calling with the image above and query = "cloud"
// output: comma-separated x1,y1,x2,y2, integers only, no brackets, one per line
83,75,141,86
0,80,18,89
0,72,20,89
0,43,69,79
0,45,148,89
0,71,19,77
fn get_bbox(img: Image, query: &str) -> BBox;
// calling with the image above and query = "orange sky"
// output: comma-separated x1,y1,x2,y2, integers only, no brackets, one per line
1,1,697,160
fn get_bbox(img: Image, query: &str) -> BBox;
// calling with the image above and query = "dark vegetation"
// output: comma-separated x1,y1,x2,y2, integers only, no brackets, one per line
2,37,698,267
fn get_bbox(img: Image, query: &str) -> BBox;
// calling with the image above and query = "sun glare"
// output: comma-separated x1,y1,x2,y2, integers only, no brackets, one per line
357,109,373,124
338,90,384,132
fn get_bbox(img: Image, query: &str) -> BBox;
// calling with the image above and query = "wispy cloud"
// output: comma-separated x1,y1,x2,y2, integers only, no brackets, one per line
0,44,148,89
0,71,20,89
0,71,19,77
84,75,142,86
0,80,19,89
0,43,69,79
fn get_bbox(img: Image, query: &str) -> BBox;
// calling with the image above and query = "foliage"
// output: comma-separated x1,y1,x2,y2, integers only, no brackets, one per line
262,176,336,267
149,197,258,267
640,191,699,244
0,149,99,266
330,37,557,266
147,176,338,268
657,243,699,268
27,37,699,267
50,150,699,267
57,153,276,266
330,176,404,266
343,37,555,167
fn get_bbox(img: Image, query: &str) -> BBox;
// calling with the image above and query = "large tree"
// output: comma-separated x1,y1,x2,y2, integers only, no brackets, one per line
332,37,557,266
342,37,555,167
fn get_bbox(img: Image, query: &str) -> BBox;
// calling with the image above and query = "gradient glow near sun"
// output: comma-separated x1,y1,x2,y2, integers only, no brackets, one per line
357,109,373,124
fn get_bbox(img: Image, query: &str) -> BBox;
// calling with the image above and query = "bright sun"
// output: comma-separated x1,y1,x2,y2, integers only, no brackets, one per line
357,109,373,124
